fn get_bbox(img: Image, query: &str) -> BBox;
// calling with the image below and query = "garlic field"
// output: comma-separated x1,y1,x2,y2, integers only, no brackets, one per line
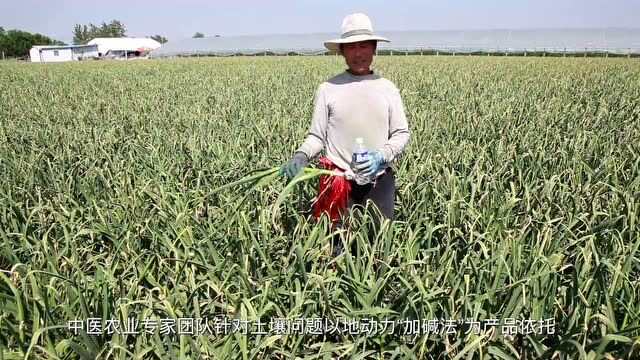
1,56,639,359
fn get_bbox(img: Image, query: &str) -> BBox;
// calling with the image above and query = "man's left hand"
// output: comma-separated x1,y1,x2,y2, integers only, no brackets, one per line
354,150,384,178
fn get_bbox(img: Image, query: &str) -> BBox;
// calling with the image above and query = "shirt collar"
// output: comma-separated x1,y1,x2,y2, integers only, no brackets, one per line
343,69,380,81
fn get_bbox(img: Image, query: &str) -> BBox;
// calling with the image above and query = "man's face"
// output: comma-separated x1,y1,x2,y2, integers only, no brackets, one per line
341,41,376,75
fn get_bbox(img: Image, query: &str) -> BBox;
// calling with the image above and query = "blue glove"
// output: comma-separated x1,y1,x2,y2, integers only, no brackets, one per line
279,151,308,179
354,150,384,178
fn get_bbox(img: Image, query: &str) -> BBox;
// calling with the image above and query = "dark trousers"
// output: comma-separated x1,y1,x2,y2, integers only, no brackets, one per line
332,167,395,257
348,167,395,222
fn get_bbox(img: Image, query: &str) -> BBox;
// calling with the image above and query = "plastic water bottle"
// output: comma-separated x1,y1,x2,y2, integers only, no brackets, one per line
352,137,370,185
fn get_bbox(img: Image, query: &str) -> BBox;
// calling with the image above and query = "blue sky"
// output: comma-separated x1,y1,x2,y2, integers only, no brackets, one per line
1,0,638,43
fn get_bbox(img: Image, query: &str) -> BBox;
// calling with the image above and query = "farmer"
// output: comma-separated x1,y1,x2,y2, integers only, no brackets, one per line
280,13,410,255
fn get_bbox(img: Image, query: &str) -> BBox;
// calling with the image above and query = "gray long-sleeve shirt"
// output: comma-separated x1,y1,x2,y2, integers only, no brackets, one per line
295,70,410,176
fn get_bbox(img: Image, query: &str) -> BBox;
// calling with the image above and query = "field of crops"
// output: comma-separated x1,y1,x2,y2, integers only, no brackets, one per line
1,56,639,359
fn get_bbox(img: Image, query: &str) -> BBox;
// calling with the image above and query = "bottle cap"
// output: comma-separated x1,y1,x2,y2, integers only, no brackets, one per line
355,137,363,144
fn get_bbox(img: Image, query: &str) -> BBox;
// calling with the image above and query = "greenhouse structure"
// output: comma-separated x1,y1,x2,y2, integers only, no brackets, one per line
151,28,640,58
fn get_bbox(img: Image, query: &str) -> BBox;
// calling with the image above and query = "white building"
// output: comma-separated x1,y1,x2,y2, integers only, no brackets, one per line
29,44,99,62
87,38,162,58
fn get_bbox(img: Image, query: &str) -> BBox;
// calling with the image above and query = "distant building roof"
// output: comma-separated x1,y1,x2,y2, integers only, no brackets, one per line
151,28,640,57
32,44,97,51
87,38,162,54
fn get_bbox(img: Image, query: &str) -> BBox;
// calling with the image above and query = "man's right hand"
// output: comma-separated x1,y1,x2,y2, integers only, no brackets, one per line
279,151,308,179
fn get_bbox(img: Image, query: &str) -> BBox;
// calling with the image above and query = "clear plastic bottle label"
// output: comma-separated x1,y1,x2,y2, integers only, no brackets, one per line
353,152,368,163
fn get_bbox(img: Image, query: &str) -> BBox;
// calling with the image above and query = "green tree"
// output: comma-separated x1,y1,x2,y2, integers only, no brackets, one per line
0,28,65,58
0,27,4,58
103,20,126,37
72,24,91,45
193,32,205,38
73,20,127,44
148,34,168,44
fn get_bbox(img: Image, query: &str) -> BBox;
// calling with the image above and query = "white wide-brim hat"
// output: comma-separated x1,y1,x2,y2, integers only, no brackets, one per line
324,13,390,54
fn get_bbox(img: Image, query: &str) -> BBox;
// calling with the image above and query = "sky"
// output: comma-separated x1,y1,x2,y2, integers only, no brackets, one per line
1,0,639,44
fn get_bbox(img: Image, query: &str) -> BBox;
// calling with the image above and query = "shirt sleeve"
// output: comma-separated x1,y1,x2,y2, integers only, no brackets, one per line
294,84,327,159
379,84,410,163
